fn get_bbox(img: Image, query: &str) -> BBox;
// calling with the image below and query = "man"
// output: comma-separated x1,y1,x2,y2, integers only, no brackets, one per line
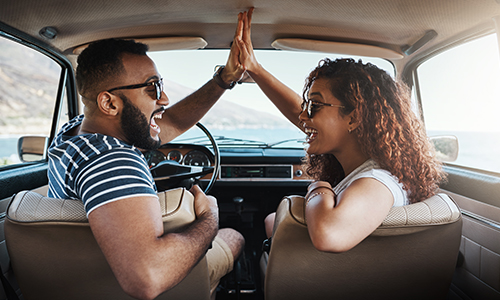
47,32,245,299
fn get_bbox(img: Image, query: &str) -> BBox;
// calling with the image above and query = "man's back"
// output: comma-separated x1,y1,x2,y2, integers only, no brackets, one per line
48,114,157,215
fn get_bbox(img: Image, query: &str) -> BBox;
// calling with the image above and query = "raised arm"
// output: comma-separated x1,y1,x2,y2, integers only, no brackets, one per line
88,185,218,300
236,9,304,130
158,14,247,143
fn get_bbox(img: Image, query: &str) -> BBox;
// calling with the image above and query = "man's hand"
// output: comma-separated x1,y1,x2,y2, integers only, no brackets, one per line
88,188,220,299
190,185,218,223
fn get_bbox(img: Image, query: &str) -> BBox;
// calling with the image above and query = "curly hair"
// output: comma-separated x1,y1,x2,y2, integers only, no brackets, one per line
76,38,149,101
302,58,446,203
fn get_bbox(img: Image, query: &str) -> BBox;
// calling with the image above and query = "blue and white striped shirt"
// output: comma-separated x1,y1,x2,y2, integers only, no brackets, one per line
48,115,158,216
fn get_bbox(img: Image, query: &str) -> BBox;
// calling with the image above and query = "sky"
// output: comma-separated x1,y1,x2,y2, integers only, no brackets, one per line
149,50,394,120
149,33,500,133
417,34,500,132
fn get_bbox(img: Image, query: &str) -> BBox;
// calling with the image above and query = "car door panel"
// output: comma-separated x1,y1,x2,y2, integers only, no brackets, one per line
0,164,48,201
441,167,500,300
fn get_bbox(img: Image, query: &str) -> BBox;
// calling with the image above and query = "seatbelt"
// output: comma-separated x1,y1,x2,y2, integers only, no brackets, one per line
0,265,20,300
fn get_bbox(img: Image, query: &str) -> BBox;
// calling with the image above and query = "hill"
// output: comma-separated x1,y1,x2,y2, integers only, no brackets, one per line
0,37,289,134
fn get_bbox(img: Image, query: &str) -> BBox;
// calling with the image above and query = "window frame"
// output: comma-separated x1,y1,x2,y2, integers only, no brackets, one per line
401,26,500,174
0,22,79,171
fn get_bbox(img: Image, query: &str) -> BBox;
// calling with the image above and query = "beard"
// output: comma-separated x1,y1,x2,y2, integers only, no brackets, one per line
119,94,162,150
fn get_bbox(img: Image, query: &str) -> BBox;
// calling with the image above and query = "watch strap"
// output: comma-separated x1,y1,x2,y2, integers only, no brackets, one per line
213,65,236,90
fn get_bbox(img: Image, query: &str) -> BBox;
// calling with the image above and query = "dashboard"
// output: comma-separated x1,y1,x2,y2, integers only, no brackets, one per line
144,143,311,183
143,144,214,168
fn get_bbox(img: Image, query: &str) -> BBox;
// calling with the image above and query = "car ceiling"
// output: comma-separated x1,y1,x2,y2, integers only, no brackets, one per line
2,0,500,68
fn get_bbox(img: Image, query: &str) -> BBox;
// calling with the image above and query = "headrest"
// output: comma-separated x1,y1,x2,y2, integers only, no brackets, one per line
281,193,461,228
8,190,87,223
7,188,194,230
382,193,461,226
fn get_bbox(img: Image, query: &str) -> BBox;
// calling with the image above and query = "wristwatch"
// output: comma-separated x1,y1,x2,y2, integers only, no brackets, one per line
213,65,236,90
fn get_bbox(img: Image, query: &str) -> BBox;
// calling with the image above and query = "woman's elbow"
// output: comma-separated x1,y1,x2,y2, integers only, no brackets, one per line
309,229,357,253
312,240,354,253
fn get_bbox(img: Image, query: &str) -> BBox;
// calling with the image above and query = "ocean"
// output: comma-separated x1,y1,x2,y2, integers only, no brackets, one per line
2,130,500,174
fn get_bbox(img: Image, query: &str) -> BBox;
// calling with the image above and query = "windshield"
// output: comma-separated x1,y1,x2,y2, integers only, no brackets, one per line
149,50,394,148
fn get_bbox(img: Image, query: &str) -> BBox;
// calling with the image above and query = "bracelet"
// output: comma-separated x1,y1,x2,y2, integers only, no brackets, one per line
305,192,333,205
307,185,334,198
213,65,236,90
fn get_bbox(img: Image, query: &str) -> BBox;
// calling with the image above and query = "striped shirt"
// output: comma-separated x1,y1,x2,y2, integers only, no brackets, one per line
48,115,158,216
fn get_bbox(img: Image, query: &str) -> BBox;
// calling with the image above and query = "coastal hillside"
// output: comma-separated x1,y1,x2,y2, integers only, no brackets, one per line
164,79,290,129
0,37,289,135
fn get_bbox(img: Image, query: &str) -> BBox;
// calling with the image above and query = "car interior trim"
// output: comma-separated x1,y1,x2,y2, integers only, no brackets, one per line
72,36,208,54
461,210,500,231
271,38,404,59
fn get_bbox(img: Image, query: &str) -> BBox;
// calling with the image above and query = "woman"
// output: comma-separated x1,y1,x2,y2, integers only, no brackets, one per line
235,9,446,252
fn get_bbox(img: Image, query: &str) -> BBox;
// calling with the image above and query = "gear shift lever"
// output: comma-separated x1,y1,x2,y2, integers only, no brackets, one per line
233,196,244,216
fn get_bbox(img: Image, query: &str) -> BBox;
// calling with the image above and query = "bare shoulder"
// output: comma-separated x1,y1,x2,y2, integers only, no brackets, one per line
338,177,393,206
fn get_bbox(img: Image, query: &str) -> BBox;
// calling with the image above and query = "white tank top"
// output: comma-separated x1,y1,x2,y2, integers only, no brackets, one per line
332,159,409,207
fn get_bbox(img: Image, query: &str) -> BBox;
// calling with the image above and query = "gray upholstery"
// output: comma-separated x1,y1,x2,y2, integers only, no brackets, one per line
5,188,210,300
262,193,462,300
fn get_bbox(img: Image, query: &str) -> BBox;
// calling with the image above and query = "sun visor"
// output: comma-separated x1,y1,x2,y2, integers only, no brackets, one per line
271,38,403,60
73,37,208,55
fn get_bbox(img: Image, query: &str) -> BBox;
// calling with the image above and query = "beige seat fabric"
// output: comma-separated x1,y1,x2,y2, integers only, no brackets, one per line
5,188,210,300
261,193,462,300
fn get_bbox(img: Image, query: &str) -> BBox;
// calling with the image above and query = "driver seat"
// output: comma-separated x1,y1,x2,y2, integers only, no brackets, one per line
261,193,462,300
4,187,210,300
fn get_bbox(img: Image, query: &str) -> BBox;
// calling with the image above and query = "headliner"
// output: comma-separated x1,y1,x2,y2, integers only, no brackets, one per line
2,0,500,65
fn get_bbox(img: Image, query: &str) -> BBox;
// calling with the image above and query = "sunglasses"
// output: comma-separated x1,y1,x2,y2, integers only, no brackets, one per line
301,99,345,118
107,78,164,100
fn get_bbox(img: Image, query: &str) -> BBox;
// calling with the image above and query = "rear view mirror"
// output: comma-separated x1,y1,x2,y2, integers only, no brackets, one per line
18,136,49,162
429,135,459,162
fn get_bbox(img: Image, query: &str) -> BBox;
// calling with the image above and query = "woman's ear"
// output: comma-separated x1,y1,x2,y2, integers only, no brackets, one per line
347,110,361,132
96,91,121,116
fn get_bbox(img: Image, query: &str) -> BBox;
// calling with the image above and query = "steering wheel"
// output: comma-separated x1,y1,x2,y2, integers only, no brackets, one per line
149,122,220,193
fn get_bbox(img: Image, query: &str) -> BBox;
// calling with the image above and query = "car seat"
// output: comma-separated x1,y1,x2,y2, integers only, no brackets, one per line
5,187,210,300
260,193,462,300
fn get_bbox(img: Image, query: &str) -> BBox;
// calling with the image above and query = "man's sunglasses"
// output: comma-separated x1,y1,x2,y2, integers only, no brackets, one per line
301,99,345,118
107,78,164,100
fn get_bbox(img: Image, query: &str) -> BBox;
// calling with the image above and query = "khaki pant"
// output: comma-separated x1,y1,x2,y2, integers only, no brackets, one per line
206,235,234,296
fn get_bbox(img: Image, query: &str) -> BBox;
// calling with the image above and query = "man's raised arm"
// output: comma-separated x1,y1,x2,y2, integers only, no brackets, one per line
158,13,246,143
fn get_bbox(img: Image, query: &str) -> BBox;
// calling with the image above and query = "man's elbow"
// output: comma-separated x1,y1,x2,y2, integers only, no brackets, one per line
121,279,162,300
118,269,176,300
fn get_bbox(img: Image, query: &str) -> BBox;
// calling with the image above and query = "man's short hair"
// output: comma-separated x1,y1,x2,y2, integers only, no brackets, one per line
76,38,149,101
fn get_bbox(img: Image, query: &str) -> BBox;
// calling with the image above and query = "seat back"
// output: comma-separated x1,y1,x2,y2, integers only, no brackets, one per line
263,193,462,300
5,188,210,300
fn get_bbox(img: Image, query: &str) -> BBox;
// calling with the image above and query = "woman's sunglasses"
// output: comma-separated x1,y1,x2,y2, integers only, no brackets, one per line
301,99,345,118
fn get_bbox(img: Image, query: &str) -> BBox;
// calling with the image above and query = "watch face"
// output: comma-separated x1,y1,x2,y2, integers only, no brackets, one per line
214,65,224,73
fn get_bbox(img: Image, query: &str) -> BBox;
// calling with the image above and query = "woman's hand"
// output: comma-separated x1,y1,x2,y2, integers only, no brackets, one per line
221,11,248,84
233,8,305,129
235,8,261,75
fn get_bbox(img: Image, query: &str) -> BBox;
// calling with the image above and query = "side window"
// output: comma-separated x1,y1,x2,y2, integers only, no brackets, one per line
416,33,500,173
0,36,67,167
